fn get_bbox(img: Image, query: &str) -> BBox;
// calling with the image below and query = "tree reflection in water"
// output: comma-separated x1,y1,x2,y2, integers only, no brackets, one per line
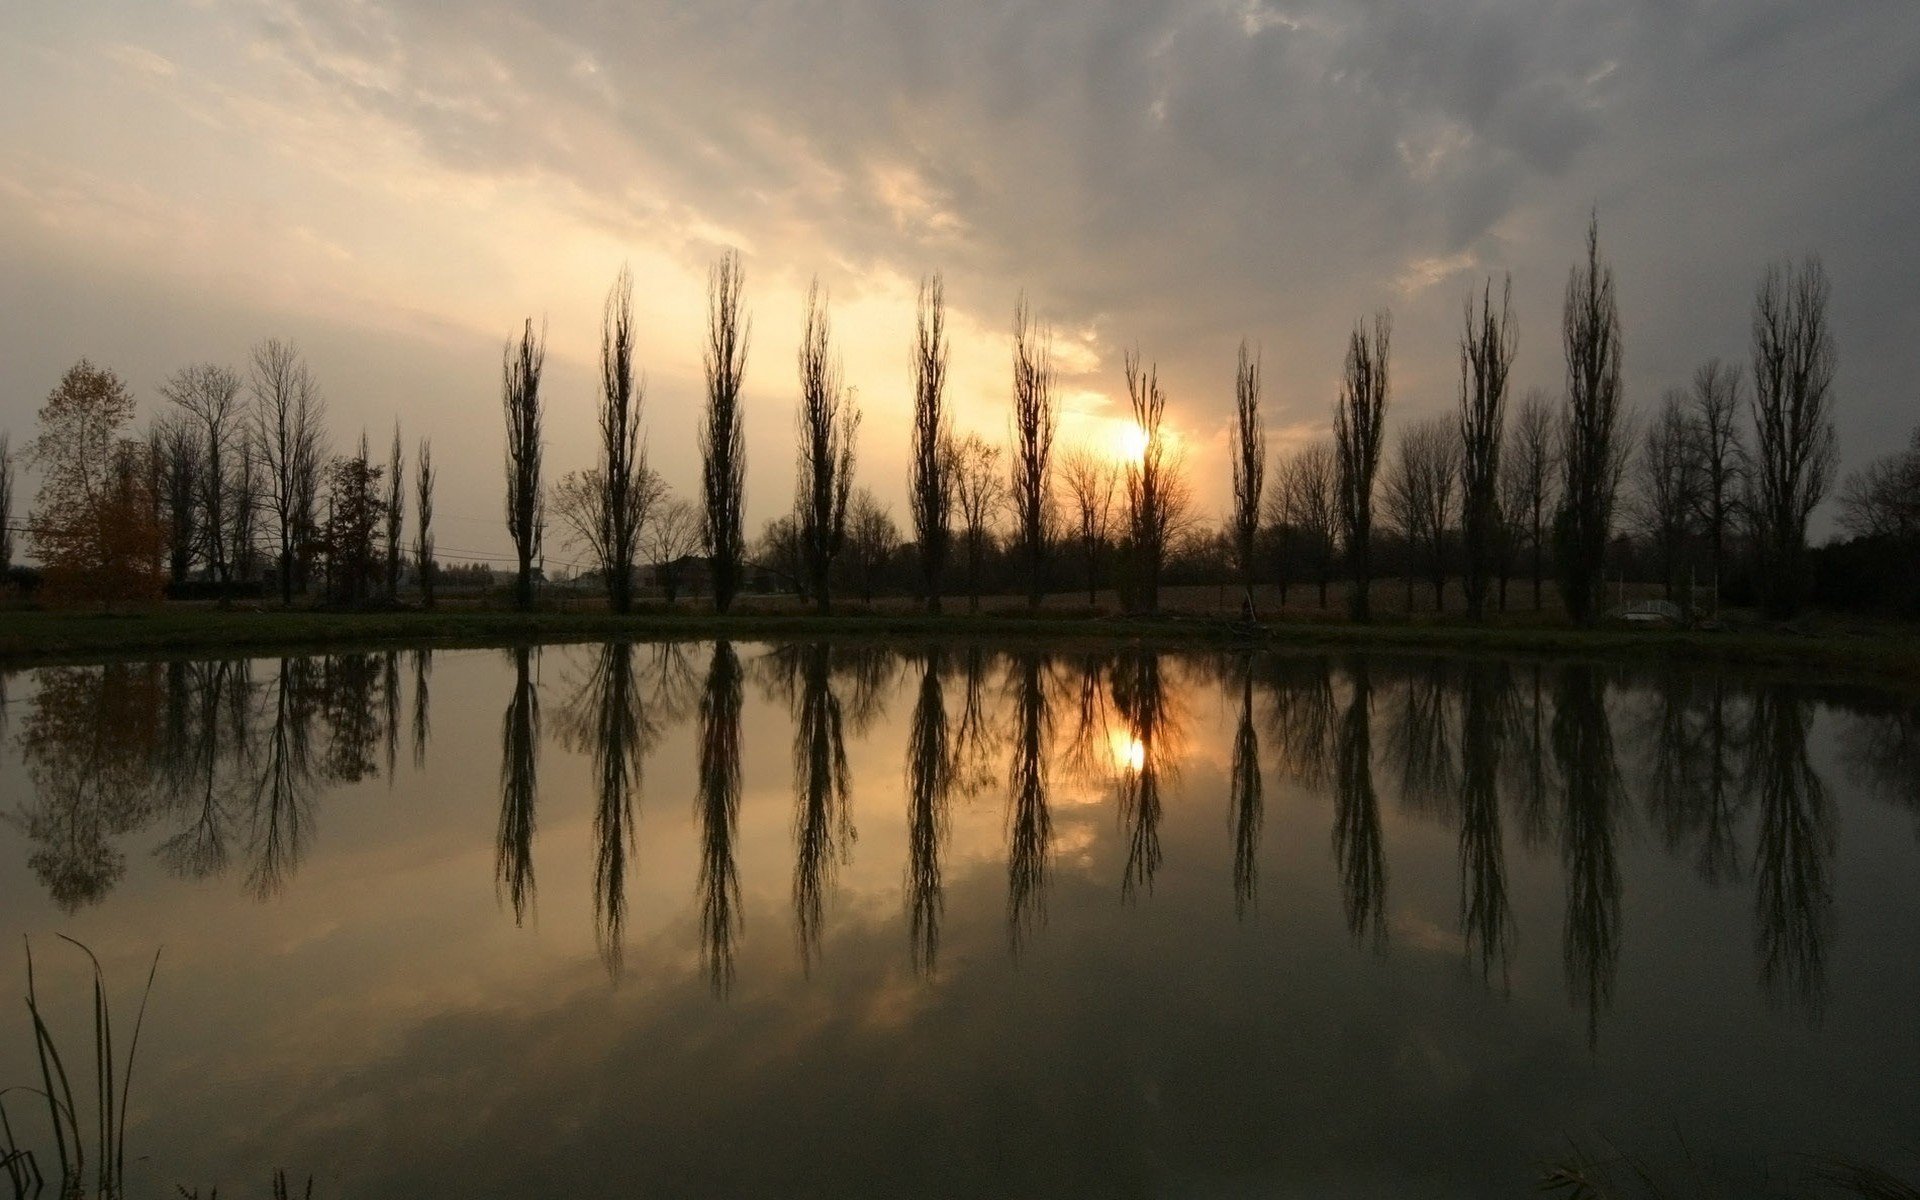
904,649,952,976
1262,653,1337,790
242,658,317,900
1552,663,1622,1050
1006,650,1052,953
558,641,673,978
1111,652,1176,902
1332,658,1387,949
411,648,431,770
1229,655,1262,919
496,645,540,930
16,662,166,910
1456,659,1513,985
790,643,853,970
1747,684,1833,1018
696,641,744,995
0,641,1880,1030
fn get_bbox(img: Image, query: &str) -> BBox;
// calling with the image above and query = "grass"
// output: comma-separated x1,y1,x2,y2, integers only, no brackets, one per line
3,937,160,1200
1538,1138,1920,1199
0,600,1917,687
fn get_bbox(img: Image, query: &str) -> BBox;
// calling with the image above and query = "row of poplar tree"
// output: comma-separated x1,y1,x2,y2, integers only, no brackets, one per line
0,217,1845,620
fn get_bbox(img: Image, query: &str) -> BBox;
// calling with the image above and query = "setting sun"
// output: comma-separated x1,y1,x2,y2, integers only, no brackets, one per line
1112,421,1150,465
1109,728,1147,773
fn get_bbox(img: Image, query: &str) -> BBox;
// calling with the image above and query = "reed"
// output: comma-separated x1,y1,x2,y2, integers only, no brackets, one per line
5,936,160,1200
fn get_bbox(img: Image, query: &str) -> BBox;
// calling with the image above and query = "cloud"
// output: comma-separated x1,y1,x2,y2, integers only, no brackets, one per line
0,0,1916,550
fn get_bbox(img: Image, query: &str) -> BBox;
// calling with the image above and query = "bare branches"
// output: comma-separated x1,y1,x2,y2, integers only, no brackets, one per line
593,266,647,613
1123,348,1190,613
160,362,245,596
1557,213,1626,626
384,423,403,601
1749,256,1837,617
1838,427,1920,542
1335,312,1391,621
909,274,954,611
1059,447,1118,605
1458,275,1516,620
414,439,435,607
702,250,751,612
845,487,900,603
151,414,202,586
795,279,859,614
1688,359,1746,593
1635,391,1702,601
1273,440,1338,607
1010,295,1057,609
1230,340,1266,612
0,430,13,571
249,338,326,605
1385,415,1458,610
952,433,1003,612
643,493,702,603
502,318,546,611
1504,389,1558,609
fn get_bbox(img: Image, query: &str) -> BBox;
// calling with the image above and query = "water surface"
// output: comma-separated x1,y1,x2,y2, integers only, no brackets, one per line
2,642,1917,1196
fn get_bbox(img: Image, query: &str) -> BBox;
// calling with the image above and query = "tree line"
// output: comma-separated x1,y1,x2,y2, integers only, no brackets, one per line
5,215,1909,620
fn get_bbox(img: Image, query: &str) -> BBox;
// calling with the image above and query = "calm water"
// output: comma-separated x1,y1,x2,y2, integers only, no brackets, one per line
1,642,1917,1197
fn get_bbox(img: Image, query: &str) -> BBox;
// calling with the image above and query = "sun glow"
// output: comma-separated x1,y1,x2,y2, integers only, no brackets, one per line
1112,421,1150,465
1109,729,1147,773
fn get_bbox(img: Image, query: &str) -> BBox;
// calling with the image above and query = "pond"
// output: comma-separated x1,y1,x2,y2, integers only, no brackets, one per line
1,642,1917,1197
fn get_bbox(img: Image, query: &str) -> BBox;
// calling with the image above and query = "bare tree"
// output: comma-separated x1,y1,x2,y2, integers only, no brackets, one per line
250,339,326,605
1838,427,1920,541
592,267,648,613
1230,340,1266,616
1636,391,1701,602
1009,295,1057,609
1262,454,1296,607
230,436,261,584
953,433,1002,612
1556,214,1627,627
555,464,666,597
152,415,203,586
1335,313,1391,622
1381,433,1420,611
1748,257,1837,618
1281,441,1338,608
1385,416,1457,611
1059,447,1117,606
1494,427,1530,612
1458,276,1516,620
754,515,805,599
1688,359,1745,599
1505,389,1557,609
0,431,13,572
844,487,900,603
502,318,546,611
385,423,404,601
1122,349,1189,613
795,279,859,614
161,363,246,598
415,439,436,607
702,250,750,612
909,273,954,611
644,493,703,603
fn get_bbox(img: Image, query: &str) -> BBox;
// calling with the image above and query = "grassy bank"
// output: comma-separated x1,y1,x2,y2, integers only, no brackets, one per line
2,603,1918,686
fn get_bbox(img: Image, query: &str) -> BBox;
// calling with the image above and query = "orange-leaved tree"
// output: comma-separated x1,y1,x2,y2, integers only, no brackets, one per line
28,360,165,607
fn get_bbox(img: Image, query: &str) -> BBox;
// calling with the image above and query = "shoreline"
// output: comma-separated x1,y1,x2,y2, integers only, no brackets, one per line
1,605,1916,687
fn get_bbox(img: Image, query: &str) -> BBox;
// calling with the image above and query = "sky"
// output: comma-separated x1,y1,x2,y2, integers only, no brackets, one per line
2,0,1917,567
